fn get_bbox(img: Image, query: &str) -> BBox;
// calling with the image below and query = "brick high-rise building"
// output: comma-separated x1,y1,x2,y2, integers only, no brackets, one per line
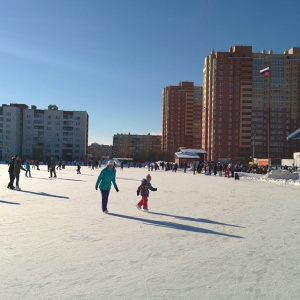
202,46,300,162
162,81,203,153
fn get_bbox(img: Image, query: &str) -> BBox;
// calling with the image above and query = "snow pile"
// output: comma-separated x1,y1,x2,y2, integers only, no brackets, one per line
267,169,299,180
238,171,300,186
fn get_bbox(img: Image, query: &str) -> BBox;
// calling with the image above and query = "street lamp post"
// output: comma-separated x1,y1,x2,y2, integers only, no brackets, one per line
252,134,256,161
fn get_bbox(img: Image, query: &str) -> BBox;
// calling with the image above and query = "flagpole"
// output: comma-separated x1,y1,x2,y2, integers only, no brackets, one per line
252,134,255,159
267,64,271,160
259,66,271,161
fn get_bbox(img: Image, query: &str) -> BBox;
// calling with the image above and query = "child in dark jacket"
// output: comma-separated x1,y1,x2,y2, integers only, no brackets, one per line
136,174,157,211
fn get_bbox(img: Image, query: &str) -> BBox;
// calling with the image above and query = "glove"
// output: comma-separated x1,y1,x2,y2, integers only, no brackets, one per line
115,188,119,192
153,188,157,191
95,186,98,190
137,191,140,196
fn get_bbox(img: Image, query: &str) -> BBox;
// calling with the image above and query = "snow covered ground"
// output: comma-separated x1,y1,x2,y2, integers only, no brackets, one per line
1,163,300,300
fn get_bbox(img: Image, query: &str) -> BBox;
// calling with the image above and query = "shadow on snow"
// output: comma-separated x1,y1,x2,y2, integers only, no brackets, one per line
109,213,244,238
18,190,69,199
116,177,141,182
0,200,20,205
32,177,85,182
149,212,244,228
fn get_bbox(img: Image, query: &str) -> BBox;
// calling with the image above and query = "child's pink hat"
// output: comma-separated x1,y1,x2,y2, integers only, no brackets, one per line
146,174,151,180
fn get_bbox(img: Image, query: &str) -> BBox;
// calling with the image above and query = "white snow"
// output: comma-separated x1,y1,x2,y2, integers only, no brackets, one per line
1,164,300,299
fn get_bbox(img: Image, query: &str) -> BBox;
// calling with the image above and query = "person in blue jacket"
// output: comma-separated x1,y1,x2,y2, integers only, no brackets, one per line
95,160,119,213
25,160,32,177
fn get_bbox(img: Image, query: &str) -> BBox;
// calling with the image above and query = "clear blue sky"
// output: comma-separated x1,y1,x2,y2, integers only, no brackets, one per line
0,0,299,145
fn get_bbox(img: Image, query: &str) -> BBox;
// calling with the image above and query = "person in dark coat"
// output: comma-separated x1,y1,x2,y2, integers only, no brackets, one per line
34,159,40,170
184,162,187,173
7,155,17,189
14,155,26,190
77,164,81,174
214,163,218,175
49,157,57,178
47,158,51,172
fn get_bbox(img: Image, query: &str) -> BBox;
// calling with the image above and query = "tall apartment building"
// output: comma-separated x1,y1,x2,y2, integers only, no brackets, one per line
202,46,300,162
112,133,161,161
162,81,203,153
0,103,89,162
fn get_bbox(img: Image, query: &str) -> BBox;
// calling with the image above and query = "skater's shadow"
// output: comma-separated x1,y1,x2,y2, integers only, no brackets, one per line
33,177,84,182
117,177,140,182
109,213,243,239
54,178,85,182
149,212,244,228
78,174,95,177
0,200,20,205
18,190,69,199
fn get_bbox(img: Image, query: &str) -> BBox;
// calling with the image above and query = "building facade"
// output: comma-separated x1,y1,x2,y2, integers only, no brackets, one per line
202,46,300,162
88,143,113,160
0,103,89,162
162,81,203,153
112,133,162,161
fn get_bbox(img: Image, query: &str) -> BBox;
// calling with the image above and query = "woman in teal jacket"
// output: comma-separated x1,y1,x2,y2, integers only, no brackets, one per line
95,160,119,213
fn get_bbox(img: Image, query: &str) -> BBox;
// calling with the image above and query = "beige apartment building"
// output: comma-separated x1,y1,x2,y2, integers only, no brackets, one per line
162,81,203,154
202,46,300,163
112,133,161,161
88,143,113,160
0,103,88,162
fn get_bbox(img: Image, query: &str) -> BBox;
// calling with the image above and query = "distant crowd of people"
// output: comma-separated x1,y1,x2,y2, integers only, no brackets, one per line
6,156,87,190
6,153,298,195
113,160,298,177
5,155,298,215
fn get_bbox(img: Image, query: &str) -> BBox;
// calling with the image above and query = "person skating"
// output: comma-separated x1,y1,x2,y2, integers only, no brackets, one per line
77,164,81,174
136,174,157,212
56,160,62,170
225,164,231,178
7,155,17,189
25,160,32,177
95,160,119,213
14,155,26,190
184,162,187,173
34,159,40,170
47,158,51,172
49,157,57,178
